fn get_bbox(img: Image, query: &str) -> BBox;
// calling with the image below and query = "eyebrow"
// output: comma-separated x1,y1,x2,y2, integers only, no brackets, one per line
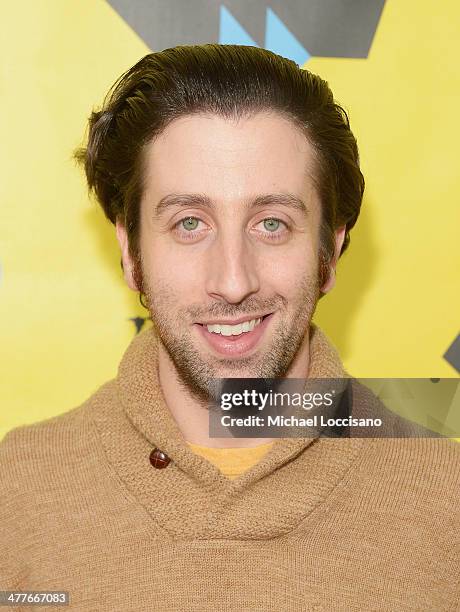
153,192,309,219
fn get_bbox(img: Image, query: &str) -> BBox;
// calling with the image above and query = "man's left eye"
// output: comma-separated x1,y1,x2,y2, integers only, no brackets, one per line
181,216,200,231
257,218,289,233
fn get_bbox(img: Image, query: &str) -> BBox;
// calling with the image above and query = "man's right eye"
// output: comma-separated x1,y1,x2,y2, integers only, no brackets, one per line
172,216,209,241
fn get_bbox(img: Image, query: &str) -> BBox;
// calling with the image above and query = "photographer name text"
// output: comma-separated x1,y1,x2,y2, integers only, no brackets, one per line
220,414,382,428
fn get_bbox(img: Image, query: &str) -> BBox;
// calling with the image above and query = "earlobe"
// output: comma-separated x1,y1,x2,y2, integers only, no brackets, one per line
320,225,346,295
334,225,346,266
115,220,139,292
320,267,335,294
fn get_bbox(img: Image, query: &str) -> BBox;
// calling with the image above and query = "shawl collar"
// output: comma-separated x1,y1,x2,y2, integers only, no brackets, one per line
117,322,359,488
90,321,366,539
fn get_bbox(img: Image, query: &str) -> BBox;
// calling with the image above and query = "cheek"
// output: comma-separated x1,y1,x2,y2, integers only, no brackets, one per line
260,239,319,288
264,262,315,301
141,239,205,293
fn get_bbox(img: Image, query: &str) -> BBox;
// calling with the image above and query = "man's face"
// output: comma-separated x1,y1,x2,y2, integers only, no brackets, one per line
117,111,342,403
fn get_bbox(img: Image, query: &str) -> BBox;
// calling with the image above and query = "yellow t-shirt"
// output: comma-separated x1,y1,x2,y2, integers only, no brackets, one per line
187,441,275,479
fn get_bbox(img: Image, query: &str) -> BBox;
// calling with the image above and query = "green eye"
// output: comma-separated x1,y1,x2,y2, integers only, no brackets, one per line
263,218,280,232
182,217,199,231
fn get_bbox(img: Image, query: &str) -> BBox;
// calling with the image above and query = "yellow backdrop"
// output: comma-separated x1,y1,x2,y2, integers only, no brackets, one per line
1,0,459,439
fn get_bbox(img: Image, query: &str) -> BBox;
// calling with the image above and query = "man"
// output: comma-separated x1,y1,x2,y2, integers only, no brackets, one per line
1,45,458,611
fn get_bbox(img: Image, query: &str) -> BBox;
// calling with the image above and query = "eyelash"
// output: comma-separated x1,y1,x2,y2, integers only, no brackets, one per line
172,216,290,242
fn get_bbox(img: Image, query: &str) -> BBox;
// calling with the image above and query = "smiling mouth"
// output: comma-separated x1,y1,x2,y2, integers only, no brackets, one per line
193,313,274,357
198,314,272,337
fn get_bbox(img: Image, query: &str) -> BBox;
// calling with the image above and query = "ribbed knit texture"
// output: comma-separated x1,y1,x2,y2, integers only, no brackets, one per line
1,322,459,611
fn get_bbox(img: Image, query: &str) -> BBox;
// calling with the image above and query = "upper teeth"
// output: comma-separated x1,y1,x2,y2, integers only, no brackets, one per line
206,318,262,336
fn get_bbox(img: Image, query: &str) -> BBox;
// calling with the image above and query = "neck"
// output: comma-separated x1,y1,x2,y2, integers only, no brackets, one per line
157,329,311,449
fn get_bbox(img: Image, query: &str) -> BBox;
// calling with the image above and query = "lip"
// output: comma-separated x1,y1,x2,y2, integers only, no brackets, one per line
194,313,274,357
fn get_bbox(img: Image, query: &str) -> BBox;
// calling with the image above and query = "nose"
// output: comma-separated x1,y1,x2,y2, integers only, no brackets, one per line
205,232,260,304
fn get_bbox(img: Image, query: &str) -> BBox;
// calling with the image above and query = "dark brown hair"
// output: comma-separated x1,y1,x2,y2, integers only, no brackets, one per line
74,44,364,302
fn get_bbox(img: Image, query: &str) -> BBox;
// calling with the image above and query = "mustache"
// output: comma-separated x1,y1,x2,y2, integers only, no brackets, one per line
187,296,288,320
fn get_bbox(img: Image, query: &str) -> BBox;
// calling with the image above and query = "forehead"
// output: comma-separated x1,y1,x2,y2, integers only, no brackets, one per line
142,111,318,210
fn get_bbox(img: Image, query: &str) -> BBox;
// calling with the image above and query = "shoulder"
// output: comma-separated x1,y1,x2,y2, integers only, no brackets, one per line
357,436,460,536
0,378,118,488
349,377,460,478
0,379,120,588
363,435,460,476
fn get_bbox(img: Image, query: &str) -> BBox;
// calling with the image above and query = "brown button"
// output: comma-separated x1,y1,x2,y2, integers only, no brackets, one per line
149,448,171,469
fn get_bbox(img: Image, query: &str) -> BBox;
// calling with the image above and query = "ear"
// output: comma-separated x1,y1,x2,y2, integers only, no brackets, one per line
115,219,139,292
320,225,346,295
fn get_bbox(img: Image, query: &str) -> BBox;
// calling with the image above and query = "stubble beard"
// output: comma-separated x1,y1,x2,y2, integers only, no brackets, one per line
136,262,320,405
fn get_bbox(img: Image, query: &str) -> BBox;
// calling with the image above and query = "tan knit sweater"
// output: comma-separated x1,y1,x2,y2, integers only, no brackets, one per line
1,323,459,611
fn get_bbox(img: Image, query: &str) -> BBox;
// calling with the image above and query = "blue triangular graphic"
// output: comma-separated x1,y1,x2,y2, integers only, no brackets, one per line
265,7,310,66
219,6,259,46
